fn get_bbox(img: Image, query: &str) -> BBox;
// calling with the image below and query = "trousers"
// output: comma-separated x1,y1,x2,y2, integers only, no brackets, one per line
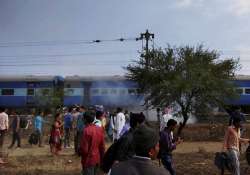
228,149,240,175
10,130,21,147
161,154,176,175
82,166,98,175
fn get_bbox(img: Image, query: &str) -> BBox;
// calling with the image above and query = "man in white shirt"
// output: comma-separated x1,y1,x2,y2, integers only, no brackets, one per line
113,107,125,142
160,113,173,132
0,107,9,164
160,107,174,143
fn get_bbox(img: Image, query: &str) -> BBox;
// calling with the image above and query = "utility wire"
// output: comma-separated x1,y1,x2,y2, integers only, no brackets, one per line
0,37,142,48
0,63,132,67
0,50,138,59
149,39,250,56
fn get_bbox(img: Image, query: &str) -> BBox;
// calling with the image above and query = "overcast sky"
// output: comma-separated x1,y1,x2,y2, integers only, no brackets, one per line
1,0,250,76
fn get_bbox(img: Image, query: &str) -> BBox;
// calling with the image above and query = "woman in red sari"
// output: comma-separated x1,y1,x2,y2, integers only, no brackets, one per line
49,113,63,156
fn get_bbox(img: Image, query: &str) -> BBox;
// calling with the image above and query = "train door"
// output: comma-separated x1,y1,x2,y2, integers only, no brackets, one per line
26,82,37,107
83,81,91,106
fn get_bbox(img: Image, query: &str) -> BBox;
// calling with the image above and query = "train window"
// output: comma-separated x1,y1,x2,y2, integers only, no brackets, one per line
41,89,50,96
136,88,141,94
92,89,99,95
101,89,108,95
245,88,250,94
65,89,74,96
1,89,14,96
119,89,126,95
66,84,71,88
110,89,117,94
27,88,35,96
128,88,136,95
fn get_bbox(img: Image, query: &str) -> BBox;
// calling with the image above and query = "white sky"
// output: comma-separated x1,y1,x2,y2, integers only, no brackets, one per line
0,0,250,76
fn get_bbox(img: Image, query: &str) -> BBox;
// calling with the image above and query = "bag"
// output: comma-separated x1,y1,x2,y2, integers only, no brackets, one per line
28,132,39,145
20,117,28,129
214,152,224,170
214,152,233,171
101,139,122,173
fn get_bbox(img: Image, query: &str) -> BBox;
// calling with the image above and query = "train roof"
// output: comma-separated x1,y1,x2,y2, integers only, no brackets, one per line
0,75,56,82
65,75,250,81
1,74,250,82
64,75,127,81
0,75,128,82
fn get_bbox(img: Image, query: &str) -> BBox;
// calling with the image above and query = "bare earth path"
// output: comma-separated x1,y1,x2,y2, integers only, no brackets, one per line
1,142,250,175
5,141,223,157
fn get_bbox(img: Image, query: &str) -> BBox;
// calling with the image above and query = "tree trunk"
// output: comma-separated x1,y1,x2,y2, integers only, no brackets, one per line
177,113,189,137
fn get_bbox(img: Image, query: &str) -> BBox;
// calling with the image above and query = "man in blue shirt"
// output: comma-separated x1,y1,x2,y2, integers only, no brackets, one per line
34,110,48,147
64,107,73,148
74,106,86,154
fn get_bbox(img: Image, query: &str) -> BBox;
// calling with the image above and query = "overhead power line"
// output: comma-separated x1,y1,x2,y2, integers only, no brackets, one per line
0,62,132,67
0,37,142,48
0,50,138,59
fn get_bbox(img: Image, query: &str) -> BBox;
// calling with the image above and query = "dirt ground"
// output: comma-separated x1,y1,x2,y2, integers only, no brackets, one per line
1,124,250,175
1,142,250,175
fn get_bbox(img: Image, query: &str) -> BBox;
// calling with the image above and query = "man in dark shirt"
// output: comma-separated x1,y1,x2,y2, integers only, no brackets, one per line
110,125,169,175
228,107,246,139
114,112,145,162
9,111,21,148
100,112,146,174
228,107,246,126
74,106,86,155
159,119,182,175
64,108,73,148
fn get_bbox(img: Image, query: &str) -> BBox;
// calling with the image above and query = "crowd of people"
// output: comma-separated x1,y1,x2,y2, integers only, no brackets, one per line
0,105,249,175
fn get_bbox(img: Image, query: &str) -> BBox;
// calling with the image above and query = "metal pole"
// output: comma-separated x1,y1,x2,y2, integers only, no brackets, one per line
140,30,154,120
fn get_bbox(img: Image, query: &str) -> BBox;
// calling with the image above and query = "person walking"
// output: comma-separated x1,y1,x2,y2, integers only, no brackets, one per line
160,107,173,132
74,106,86,155
8,111,21,148
115,112,145,162
107,111,115,141
159,119,182,175
0,107,8,164
64,108,73,148
94,110,102,128
223,117,250,175
113,107,125,142
80,111,105,175
34,110,48,147
49,113,63,156
102,112,146,174
119,111,132,138
110,125,169,175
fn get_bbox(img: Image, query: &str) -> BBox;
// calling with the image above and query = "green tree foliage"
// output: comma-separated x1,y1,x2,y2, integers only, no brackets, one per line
36,87,64,113
126,45,239,134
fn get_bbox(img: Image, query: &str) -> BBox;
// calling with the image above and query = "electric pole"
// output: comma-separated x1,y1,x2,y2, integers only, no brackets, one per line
140,30,154,68
140,30,154,119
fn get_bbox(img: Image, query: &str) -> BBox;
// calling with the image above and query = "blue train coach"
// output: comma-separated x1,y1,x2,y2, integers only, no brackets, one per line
0,75,63,107
64,76,144,107
228,75,250,106
1,75,250,109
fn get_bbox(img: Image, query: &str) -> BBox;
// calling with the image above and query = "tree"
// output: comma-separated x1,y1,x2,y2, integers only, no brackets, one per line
36,87,64,113
126,44,240,134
